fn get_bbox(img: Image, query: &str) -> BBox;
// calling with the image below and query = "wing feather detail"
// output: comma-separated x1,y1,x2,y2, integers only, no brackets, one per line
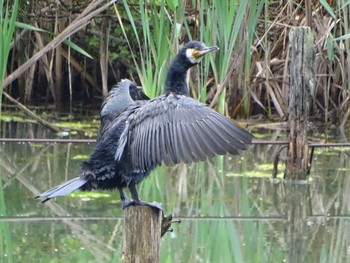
115,94,253,171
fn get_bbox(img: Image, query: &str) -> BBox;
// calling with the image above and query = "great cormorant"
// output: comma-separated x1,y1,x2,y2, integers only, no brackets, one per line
97,80,149,141
36,41,253,208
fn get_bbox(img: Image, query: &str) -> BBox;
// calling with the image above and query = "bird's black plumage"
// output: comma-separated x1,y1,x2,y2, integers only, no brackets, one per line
36,79,149,203
36,41,253,208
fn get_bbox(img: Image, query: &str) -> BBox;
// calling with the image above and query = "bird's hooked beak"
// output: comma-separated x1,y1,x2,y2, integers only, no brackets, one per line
136,86,150,100
194,45,219,59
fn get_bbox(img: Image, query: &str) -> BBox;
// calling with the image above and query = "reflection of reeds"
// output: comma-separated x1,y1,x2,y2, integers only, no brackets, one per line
0,143,117,261
2,133,350,261
0,177,14,262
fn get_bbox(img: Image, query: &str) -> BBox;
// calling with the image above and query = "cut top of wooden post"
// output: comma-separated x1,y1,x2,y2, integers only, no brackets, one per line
122,206,162,263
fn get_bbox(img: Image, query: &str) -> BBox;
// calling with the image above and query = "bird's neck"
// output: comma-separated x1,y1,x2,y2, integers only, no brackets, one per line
164,57,192,96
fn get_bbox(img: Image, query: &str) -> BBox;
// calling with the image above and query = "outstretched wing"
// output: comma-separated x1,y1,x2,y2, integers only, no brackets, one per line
116,93,253,172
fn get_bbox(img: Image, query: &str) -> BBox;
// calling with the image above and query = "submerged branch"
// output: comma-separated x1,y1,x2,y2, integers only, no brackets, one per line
2,92,60,133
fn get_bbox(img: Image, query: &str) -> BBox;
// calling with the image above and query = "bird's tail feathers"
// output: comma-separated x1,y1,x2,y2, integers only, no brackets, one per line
36,176,88,203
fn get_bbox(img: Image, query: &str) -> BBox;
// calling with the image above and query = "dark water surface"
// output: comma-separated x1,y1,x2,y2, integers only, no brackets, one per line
1,121,350,263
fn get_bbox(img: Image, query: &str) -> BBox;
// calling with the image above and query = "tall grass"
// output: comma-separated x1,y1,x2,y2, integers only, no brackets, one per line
1,1,350,123
115,0,174,97
0,0,19,115
115,0,264,118
111,0,350,122
197,0,250,114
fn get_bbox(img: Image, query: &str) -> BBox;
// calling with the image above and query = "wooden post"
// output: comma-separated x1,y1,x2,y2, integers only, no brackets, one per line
285,27,314,180
122,206,162,263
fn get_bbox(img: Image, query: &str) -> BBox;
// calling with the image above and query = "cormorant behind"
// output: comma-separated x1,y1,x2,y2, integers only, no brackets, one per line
98,80,149,141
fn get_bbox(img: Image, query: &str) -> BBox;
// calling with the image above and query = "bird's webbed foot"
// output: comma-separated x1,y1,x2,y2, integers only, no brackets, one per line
122,199,163,211
161,215,181,237
122,183,163,210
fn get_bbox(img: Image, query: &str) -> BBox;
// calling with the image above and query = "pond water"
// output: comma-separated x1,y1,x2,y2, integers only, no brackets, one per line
1,120,350,263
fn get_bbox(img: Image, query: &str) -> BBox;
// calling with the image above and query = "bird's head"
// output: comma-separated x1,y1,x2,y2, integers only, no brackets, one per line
109,79,138,96
165,41,219,95
119,79,138,94
101,79,138,118
128,84,150,101
181,41,219,66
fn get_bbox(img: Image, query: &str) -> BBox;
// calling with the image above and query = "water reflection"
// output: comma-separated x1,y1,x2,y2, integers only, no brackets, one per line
1,124,350,262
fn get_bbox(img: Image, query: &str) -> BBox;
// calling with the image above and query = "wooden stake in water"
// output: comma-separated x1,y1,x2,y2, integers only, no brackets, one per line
122,206,162,263
285,27,315,179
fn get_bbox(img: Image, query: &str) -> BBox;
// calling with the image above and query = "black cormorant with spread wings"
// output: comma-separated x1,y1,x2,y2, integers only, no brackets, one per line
36,41,253,208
